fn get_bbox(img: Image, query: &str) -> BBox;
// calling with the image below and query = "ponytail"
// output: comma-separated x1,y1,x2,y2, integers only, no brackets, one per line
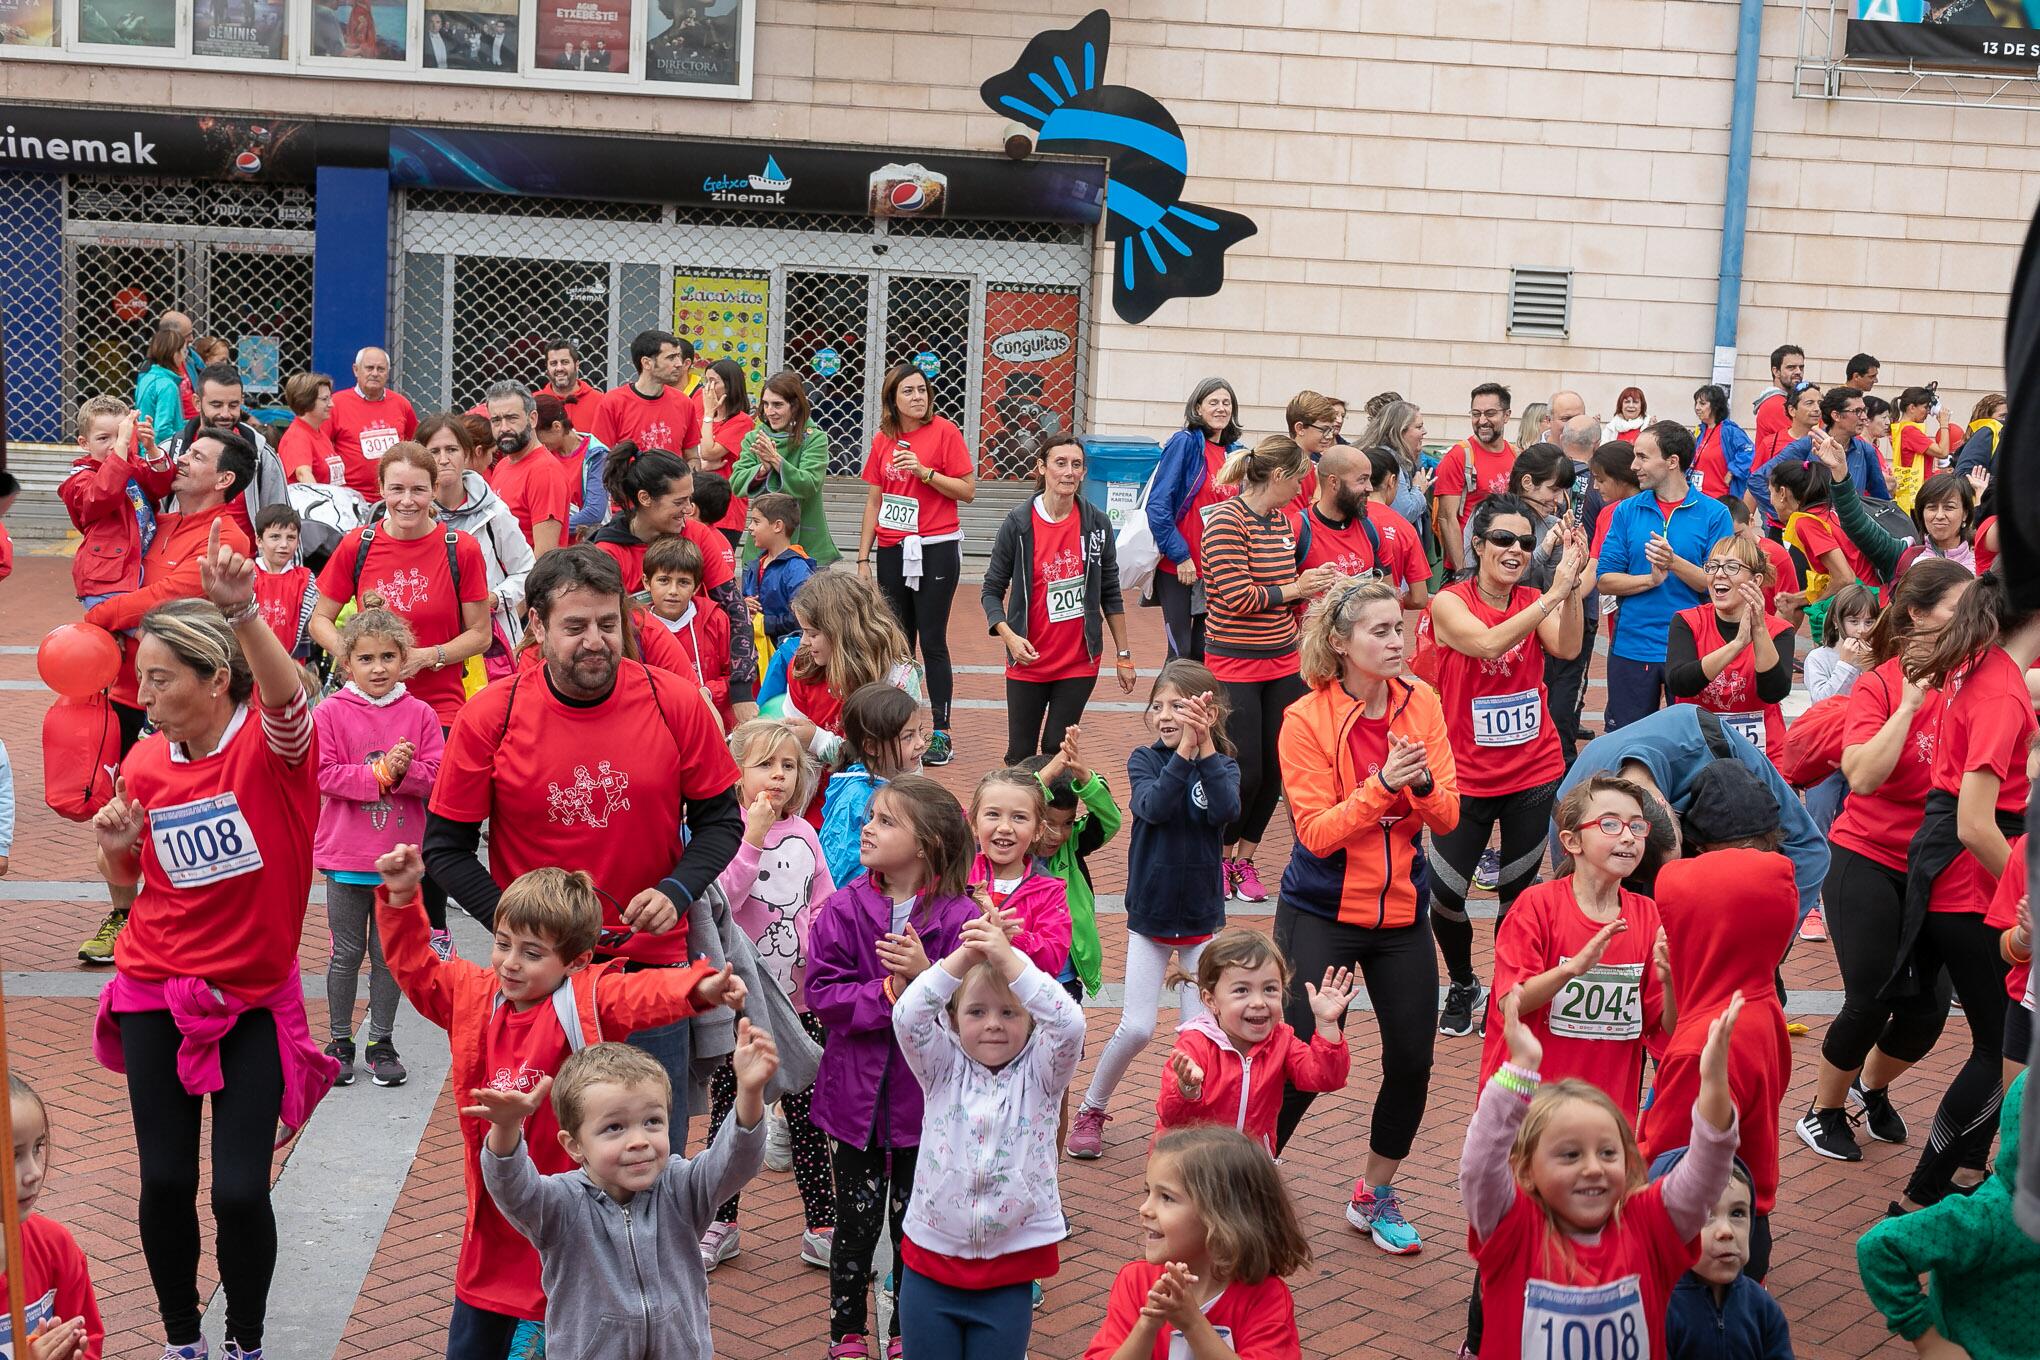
1906,568,2035,689
1767,457,1830,509
600,438,689,513
1213,434,1306,489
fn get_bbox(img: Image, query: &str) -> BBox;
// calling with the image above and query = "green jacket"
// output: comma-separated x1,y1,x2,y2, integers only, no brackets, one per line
731,422,841,566
1826,469,1906,584
1036,771,1122,998
1858,1071,2037,1359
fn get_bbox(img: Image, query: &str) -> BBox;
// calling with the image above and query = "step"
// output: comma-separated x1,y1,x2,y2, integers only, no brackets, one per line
4,444,82,546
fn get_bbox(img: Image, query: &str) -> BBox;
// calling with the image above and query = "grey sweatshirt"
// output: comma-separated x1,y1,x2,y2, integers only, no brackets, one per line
480,1114,765,1360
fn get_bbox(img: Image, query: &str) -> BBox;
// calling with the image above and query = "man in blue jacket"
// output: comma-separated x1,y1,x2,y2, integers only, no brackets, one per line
1767,386,1891,501
1594,421,1736,731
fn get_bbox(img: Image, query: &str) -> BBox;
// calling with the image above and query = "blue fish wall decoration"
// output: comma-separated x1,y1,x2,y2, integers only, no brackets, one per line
980,9,1257,325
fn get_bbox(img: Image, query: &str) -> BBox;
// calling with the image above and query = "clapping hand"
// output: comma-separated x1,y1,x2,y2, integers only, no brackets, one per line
1307,965,1356,1027
876,923,932,981
960,911,1017,964
1378,733,1429,792
1735,580,1767,628
25,1316,89,1360
1139,1261,1203,1330
1167,1052,1206,1102
1059,726,1093,782
461,1075,551,1133
1567,920,1627,978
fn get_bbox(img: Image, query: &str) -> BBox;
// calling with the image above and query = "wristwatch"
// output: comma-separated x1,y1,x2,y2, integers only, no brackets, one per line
918,466,934,484
1116,650,1133,660
1410,771,1435,798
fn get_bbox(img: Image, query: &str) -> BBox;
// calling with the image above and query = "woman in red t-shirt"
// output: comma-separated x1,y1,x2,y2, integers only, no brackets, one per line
1801,559,1973,1163
277,371,339,487
694,358,756,544
1895,570,2039,1210
1664,536,1795,765
982,435,1138,763
92,527,326,1359
1416,493,1589,1039
857,361,977,766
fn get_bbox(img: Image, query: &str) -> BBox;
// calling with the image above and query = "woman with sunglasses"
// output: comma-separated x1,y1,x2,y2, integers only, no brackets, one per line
1664,535,1796,768
1415,493,1589,1038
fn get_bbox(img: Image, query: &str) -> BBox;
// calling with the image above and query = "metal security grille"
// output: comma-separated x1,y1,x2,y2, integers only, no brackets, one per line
393,191,1095,478
0,171,67,442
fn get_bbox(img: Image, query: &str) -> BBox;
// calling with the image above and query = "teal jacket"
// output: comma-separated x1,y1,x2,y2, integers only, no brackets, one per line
731,422,841,567
134,363,183,442
1858,1071,2037,1359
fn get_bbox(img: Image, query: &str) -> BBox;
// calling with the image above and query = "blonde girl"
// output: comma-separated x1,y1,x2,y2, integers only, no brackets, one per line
783,571,926,772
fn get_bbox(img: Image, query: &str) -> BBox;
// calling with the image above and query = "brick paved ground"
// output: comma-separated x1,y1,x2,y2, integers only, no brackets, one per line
0,549,1945,1358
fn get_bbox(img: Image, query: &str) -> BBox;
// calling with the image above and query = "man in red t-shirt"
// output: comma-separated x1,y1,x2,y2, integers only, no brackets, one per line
482,384,573,555
425,546,743,1077
538,338,604,434
1299,445,1428,606
590,330,702,458
1434,381,1517,573
1751,344,1804,467
326,347,419,499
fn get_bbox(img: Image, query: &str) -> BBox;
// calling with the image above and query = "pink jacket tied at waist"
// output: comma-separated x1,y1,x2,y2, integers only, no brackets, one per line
94,973,340,1147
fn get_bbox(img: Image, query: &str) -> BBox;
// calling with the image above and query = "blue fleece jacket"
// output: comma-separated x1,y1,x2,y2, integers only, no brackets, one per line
745,547,816,641
1124,741,1240,939
1665,1274,1794,1360
1144,427,1242,567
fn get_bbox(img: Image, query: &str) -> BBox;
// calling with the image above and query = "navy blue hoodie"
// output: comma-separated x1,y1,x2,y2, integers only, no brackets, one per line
1124,741,1240,939
1665,1274,1794,1360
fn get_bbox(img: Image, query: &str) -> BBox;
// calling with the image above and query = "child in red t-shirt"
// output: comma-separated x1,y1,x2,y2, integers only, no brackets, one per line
1085,1125,1310,1360
372,845,743,1356
251,504,319,660
2,1073,104,1360
1461,987,1744,1360
1987,834,2030,1092
643,534,732,730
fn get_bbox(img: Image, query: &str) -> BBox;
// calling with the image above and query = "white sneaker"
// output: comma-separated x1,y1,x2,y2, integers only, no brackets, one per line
801,1226,834,1268
699,1221,740,1272
765,1104,793,1172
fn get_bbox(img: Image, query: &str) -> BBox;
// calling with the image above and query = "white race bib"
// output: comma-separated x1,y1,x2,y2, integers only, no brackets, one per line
878,493,920,535
1549,960,1645,1041
1200,498,1231,525
1472,688,1541,747
1722,711,1766,751
149,792,264,889
1522,1275,1646,1360
361,429,400,459
325,456,348,485
1168,1325,1234,1359
1045,572,1085,624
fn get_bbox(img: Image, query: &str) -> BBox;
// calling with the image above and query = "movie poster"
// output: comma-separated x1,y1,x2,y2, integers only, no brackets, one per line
646,0,741,86
674,271,771,395
193,0,287,59
0,0,55,47
537,0,631,73
79,0,173,47
1847,0,2040,69
979,284,1079,480
307,0,408,62
422,0,518,72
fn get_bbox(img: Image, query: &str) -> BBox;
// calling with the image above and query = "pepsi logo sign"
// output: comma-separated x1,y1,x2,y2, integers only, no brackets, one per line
989,328,1072,364
234,151,262,175
888,181,925,212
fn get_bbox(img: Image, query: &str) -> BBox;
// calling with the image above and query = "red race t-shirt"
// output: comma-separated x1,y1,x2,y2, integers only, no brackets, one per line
591,382,703,456
1165,440,1238,571
278,419,343,487
1896,423,1936,478
458,997,573,1318
861,416,973,547
1978,515,2000,576
1592,500,1619,556
430,663,740,964
326,387,418,498
1477,880,1664,1125
317,527,490,726
1929,645,2037,913
1831,658,1943,875
252,563,314,651
1691,425,1732,498
1676,605,1793,764
116,698,319,1002
1433,438,1517,527
1367,502,1430,591
1791,505,1875,586
1084,1263,1298,1360
1010,497,1094,683
1757,538,1796,615
702,408,756,532
683,517,736,592
1299,505,1384,578
487,446,574,548
1987,834,2030,1006
1428,580,1563,797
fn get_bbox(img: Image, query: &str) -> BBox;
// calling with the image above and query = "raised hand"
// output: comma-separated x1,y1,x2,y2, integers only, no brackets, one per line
1567,920,1628,977
200,517,257,614
1501,985,1542,1074
1699,991,1744,1097
375,843,427,899
730,1018,780,1095
1168,1052,1205,1102
1967,465,1991,499
92,775,147,858
1653,925,1673,994
1810,428,1849,481
460,1074,552,1131
1059,725,1091,782
690,963,748,1013
1307,965,1356,1026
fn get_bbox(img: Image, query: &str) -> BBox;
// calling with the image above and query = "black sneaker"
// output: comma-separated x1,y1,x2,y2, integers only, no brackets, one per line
1850,1079,1908,1144
1438,981,1485,1037
364,1040,408,1087
1795,1106,1862,1162
325,1038,357,1087
923,730,953,767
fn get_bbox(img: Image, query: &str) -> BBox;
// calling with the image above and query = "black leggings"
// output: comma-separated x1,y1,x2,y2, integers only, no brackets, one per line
1004,673,1098,764
1272,904,1437,1161
1543,616,1597,765
1220,670,1306,847
876,539,960,730
1426,780,1559,987
830,1139,918,1342
1905,910,2011,1205
1154,571,1205,661
708,1012,834,1228
1821,844,1951,1074
121,1007,284,1351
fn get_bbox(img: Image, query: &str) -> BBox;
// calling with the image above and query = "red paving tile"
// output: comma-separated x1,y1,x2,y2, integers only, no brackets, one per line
0,553,1936,1357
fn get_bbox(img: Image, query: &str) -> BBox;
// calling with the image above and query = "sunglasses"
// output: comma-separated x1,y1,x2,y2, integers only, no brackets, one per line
1482,530,1536,552
1574,815,1651,839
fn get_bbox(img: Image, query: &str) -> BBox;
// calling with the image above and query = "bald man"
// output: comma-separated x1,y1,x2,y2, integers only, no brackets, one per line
1545,389,1585,443
1546,412,1605,762
326,345,418,500
1299,443,1428,604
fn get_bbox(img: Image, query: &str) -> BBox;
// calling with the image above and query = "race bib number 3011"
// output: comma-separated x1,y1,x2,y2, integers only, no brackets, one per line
1549,960,1645,1041
1522,1275,1646,1360
149,793,264,889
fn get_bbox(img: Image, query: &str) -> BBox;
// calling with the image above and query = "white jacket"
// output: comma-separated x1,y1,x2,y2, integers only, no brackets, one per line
436,469,535,646
893,962,1084,1261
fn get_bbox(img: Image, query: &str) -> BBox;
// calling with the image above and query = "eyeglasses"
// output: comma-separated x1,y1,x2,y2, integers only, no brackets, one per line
1307,423,1337,437
1703,559,1751,576
1482,531,1537,551
1575,815,1651,839
1471,407,1506,420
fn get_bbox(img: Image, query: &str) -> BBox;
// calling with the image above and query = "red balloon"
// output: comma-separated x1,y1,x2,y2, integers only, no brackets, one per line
37,623,122,699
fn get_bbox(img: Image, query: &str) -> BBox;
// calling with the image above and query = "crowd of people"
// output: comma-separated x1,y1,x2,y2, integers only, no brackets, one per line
5,320,2034,1360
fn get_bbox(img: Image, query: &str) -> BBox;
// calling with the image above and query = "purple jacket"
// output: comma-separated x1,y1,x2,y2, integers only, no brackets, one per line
804,876,977,1148
311,685,444,873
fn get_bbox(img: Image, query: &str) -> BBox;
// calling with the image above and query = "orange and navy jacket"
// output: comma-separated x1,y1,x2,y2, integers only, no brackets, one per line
1275,676,1458,929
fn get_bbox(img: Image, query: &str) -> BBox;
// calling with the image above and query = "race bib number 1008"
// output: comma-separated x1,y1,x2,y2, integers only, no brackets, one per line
1522,1275,1646,1360
149,793,264,890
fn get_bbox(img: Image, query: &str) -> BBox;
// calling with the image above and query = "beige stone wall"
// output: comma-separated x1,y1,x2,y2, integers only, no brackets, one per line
8,0,2036,443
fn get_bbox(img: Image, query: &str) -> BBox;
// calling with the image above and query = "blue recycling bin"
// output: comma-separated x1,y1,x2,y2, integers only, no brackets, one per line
1081,435,1163,534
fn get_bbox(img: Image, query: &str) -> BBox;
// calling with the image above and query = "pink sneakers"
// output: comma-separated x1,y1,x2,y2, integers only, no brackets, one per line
1067,1104,1111,1159
1798,908,1828,942
1231,858,1271,903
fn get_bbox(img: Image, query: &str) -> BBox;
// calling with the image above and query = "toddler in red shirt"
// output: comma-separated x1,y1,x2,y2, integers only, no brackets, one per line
251,505,318,660
1085,1125,1309,1360
644,534,733,730
371,845,744,1358
2,1073,103,1360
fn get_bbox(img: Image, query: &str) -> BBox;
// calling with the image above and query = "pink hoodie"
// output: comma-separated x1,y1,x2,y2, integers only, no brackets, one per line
968,853,1073,976
311,684,444,873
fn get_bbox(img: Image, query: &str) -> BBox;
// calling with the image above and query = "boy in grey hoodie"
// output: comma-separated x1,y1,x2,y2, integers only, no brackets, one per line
472,1027,776,1360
